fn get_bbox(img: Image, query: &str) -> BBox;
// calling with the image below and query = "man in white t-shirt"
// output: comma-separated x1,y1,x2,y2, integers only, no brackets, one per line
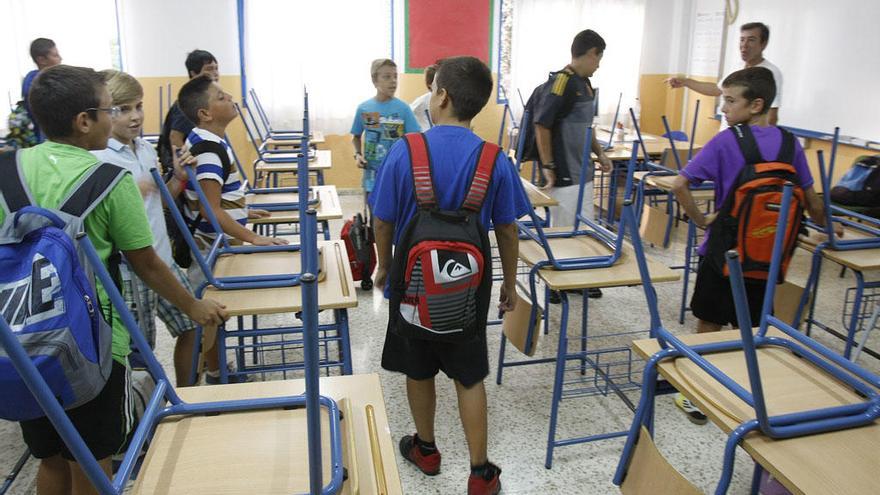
667,22,783,126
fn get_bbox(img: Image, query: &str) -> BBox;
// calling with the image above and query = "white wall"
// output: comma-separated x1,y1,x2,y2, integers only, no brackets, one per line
721,0,880,139
639,0,693,75
118,0,240,77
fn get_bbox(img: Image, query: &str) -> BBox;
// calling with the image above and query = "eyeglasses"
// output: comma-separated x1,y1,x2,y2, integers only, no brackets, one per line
85,106,121,118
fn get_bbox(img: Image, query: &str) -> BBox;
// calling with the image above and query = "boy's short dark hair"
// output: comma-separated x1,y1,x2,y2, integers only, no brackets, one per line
185,49,218,77
425,64,438,87
571,29,605,58
178,75,215,124
434,56,492,122
29,38,56,64
29,65,103,139
741,22,770,44
722,67,776,115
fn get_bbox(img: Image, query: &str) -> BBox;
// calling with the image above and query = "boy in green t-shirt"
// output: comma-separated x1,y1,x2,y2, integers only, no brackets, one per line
7,65,228,495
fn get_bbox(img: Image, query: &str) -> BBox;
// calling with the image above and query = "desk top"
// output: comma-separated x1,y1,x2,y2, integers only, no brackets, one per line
264,130,326,145
132,373,401,495
521,177,558,208
797,229,880,271
247,185,343,223
632,330,880,495
638,173,715,202
255,149,332,171
517,229,679,290
203,240,357,315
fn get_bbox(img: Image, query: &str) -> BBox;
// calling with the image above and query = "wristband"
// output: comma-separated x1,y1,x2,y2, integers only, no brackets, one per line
541,162,556,171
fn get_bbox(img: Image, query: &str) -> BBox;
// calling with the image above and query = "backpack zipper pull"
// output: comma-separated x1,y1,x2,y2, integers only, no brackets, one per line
84,294,95,316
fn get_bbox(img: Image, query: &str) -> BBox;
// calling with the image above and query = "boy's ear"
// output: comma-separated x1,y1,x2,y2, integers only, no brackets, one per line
749,97,766,115
197,106,211,124
72,111,93,136
436,87,451,109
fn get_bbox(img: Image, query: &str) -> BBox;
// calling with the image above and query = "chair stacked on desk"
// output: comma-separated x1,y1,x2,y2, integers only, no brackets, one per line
496,125,680,468
613,182,880,495
792,127,880,362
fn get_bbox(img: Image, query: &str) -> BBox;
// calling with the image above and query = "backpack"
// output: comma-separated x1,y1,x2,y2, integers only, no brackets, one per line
341,211,376,290
829,155,880,208
519,69,581,163
166,139,233,268
388,133,498,343
0,150,126,421
156,103,179,174
4,101,39,149
706,125,805,282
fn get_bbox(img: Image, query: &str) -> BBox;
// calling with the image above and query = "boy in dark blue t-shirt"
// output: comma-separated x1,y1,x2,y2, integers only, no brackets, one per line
370,57,530,495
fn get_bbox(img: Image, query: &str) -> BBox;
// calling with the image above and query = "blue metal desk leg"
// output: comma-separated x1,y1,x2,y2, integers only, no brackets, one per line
496,332,508,385
750,463,764,495
219,322,229,383
580,290,588,376
545,293,571,469
843,271,865,358
336,309,353,375
794,250,824,335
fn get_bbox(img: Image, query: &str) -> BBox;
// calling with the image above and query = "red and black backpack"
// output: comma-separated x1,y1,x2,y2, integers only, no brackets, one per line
707,124,805,281
388,133,498,342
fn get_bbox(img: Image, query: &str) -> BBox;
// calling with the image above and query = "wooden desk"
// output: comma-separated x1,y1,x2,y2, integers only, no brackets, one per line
517,230,680,290
797,230,880,271
632,330,880,495
641,174,715,202
255,149,332,172
247,185,343,224
203,240,357,316
264,130,326,147
132,373,401,495
521,177,557,208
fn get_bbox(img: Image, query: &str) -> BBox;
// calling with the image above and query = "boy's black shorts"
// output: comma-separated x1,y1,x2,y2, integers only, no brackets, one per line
691,257,768,327
20,361,132,460
381,327,489,388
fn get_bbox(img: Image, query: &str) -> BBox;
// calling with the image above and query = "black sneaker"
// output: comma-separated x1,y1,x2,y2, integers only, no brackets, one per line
587,288,603,299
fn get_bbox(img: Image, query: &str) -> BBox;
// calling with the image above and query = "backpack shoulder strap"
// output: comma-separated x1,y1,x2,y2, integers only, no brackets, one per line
58,163,128,218
730,124,764,165
775,127,796,164
404,133,437,209
189,140,232,179
462,142,500,212
0,150,34,214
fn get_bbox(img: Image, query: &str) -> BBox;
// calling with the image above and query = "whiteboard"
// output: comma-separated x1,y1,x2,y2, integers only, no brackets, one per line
721,0,880,141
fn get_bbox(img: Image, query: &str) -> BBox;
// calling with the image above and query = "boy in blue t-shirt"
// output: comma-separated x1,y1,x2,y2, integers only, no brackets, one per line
670,66,840,423
350,58,420,203
370,56,530,495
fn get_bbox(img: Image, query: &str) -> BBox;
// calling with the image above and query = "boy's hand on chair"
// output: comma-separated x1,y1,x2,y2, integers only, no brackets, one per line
252,235,289,246
247,209,271,219
498,283,516,313
187,298,228,327
596,154,613,173
833,223,845,238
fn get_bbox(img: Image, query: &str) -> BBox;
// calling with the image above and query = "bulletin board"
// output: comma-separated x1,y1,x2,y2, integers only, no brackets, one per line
405,0,493,72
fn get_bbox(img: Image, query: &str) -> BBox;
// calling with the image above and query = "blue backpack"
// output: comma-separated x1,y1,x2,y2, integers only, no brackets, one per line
0,150,127,421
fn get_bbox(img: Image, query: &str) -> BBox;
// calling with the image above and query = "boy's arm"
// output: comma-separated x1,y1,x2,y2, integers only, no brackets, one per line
535,123,556,187
351,134,367,168
199,180,287,246
494,222,519,312
804,186,844,236
591,130,612,173
373,217,394,288
671,174,715,227
125,246,228,326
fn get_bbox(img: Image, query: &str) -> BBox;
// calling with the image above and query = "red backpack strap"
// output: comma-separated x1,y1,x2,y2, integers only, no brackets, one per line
404,133,436,209
462,142,500,212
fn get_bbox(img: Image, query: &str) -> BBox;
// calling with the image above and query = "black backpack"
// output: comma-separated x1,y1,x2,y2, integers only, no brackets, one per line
519,68,581,163
388,133,498,343
166,140,233,268
830,155,880,209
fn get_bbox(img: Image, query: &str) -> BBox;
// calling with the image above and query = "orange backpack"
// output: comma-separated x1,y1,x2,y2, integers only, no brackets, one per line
707,125,805,281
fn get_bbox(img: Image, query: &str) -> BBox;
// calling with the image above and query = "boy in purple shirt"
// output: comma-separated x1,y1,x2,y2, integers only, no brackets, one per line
671,67,840,423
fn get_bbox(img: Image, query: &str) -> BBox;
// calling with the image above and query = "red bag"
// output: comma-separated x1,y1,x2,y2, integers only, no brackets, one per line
341,212,376,290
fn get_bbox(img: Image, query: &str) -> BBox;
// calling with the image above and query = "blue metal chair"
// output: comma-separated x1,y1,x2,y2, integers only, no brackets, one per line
0,207,343,494
613,183,880,494
250,88,311,139
792,128,880,359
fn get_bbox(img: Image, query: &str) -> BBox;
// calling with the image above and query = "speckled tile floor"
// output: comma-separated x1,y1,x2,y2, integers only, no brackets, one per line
1,191,877,494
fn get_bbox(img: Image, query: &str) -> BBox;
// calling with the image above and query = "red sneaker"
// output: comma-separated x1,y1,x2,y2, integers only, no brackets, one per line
399,434,441,476
468,462,502,495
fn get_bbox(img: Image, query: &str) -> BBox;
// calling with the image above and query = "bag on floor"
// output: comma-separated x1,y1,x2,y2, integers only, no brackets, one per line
166,140,233,268
0,151,126,421
387,133,497,343
829,155,880,209
706,125,805,282
341,211,376,290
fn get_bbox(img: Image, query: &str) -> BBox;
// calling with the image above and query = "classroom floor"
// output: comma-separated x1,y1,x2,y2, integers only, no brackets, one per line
1,191,877,495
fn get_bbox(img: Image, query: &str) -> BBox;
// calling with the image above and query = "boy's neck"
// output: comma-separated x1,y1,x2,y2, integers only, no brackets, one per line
49,136,92,150
430,116,471,128
733,115,769,127
200,121,228,138
112,133,134,148
744,56,765,68
374,92,392,103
